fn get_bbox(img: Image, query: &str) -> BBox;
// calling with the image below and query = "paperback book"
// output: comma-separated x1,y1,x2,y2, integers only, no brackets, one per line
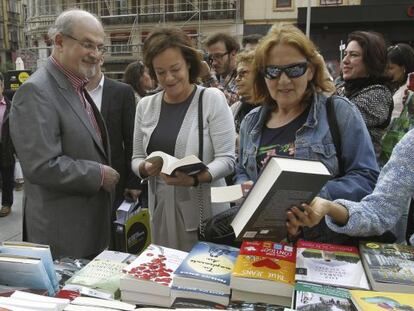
359,241,414,293
230,240,296,306
173,241,239,294
349,290,414,311
295,240,370,290
145,151,206,176
293,282,356,311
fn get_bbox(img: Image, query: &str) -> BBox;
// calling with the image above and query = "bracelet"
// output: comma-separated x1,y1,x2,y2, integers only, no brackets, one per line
192,174,200,187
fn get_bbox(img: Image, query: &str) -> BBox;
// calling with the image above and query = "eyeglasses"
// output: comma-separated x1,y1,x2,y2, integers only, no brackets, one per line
264,62,308,80
64,34,107,54
207,52,230,62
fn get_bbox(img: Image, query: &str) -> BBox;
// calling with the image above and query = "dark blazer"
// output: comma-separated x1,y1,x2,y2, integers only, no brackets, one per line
101,77,140,209
10,58,112,259
0,96,15,166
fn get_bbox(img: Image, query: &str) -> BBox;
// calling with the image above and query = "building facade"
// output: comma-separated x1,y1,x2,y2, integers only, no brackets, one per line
0,0,24,71
20,0,243,79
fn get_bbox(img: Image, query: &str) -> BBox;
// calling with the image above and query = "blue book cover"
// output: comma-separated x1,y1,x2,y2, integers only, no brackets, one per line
0,242,59,292
173,242,239,293
0,254,55,296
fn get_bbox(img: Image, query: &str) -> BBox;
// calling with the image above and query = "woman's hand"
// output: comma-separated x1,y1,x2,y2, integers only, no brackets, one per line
139,161,162,177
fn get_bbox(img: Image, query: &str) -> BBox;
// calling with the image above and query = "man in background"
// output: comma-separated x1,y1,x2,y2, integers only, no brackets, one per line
0,73,15,217
204,32,240,106
10,9,119,259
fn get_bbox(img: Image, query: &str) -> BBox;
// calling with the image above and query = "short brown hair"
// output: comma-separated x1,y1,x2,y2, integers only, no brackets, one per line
204,32,240,53
236,50,255,65
251,24,335,104
143,27,202,84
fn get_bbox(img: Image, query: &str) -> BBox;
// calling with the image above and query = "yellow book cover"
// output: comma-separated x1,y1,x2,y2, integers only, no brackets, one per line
350,290,414,311
232,241,296,285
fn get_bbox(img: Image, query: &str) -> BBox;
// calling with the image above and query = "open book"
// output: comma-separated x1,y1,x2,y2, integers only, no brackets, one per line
145,151,207,176
230,156,331,242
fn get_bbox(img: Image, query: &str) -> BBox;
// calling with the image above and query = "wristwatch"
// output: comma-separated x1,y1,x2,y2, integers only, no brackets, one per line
192,174,200,187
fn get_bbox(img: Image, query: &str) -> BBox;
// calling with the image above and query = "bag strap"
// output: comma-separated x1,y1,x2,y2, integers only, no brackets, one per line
326,96,344,177
198,88,206,162
198,88,206,238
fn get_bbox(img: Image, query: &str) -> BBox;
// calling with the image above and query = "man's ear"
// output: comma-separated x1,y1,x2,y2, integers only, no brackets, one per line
54,33,64,51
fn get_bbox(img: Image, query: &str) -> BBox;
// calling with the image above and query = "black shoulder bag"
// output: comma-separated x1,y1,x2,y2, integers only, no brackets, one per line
196,89,241,247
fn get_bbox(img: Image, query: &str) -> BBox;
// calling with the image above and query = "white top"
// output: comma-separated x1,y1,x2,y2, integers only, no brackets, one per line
87,74,105,111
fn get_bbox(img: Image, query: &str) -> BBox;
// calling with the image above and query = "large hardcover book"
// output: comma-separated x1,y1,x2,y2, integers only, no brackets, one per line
170,285,230,306
145,151,207,176
231,157,331,241
64,250,136,300
230,240,296,300
231,289,291,307
121,244,188,296
359,241,414,293
0,242,59,292
295,240,370,290
173,242,239,295
293,282,356,311
349,290,414,311
120,290,171,308
0,254,55,296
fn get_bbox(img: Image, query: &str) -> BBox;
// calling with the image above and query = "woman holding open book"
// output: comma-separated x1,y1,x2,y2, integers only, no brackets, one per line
131,27,235,251
234,24,379,245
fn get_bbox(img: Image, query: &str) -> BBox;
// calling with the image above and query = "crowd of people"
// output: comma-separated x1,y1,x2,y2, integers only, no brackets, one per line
4,8,414,259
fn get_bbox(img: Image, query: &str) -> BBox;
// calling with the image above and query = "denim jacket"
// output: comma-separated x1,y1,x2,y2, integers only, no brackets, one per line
234,92,380,244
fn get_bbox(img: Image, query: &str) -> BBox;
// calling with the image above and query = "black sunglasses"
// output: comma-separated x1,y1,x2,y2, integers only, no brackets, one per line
264,62,308,80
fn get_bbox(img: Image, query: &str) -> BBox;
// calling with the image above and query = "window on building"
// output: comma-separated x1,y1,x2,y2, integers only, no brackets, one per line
275,0,292,8
115,0,128,15
38,0,53,15
84,1,99,15
110,33,132,56
320,0,343,5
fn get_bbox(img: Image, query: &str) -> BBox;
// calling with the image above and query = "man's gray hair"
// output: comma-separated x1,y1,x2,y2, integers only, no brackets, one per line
48,9,100,42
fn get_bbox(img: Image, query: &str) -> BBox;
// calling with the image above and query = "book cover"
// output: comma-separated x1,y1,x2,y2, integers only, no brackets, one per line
65,250,135,300
0,254,55,296
173,242,239,294
293,282,356,311
295,240,370,290
231,157,331,241
231,240,296,298
0,242,59,292
349,290,414,311
145,151,207,176
359,242,414,293
121,244,188,296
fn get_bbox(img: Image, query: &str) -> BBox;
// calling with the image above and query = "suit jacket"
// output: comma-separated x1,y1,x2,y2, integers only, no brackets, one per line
0,96,15,166
101,77,140,209
10,58,112,259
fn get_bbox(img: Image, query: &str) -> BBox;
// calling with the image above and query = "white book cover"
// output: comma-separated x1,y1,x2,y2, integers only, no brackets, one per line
11,291,69,311
121,244,188,296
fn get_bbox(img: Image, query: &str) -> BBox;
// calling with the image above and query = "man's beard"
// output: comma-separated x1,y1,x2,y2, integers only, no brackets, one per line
79,63,98,79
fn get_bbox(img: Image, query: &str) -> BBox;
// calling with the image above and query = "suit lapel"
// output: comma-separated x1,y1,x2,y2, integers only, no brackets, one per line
45,60,108,160
101,77,111,123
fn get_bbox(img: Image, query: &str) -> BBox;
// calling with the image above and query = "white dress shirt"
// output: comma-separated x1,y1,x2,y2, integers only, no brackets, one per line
87,74,105,111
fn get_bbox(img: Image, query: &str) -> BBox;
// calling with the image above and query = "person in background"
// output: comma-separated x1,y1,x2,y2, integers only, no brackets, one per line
0,73,15,217
242,34,263,51
232,50,256,135
10,9,119,259
203,32,240,106
86,58,141,238
336,31,393,158
386,43,414,119
123,60,155,104
131,27,235,251
234,24,379,245
288,128,414,245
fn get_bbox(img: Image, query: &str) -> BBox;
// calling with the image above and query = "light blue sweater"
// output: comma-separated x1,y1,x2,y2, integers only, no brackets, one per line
327,128,414,239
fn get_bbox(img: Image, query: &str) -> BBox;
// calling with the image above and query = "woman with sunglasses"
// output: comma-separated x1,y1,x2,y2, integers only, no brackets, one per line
131,27,235,251
386,43,414,119
234,24,379,245
336,31,393,159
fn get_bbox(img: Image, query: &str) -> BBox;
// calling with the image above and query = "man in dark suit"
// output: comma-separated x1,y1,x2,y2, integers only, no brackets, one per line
0,73,15,217
86,62,141,214
9,9,120,259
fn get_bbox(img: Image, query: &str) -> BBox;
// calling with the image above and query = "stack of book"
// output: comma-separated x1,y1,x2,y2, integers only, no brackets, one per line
171,241,239,306
0,290,69,310
120,244,188,307
0,242,59,296
230,240,296,307
63,250,136,300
